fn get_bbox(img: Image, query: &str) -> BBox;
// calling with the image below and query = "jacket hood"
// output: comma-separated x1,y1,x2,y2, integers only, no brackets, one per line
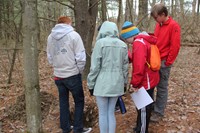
96,21,119,41
135,31,157,44
50,24,74,40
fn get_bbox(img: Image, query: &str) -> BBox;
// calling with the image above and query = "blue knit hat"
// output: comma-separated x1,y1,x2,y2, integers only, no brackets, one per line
121,21,140,39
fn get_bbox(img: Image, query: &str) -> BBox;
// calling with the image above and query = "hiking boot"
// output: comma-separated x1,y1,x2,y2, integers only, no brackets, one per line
81,127,92,133
150,112,163,122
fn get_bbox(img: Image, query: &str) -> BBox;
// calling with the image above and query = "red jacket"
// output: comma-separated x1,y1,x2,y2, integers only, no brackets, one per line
130,33,160,89
154,16,181,66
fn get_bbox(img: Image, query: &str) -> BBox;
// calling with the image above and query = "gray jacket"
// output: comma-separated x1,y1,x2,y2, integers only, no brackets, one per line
47,24,86,78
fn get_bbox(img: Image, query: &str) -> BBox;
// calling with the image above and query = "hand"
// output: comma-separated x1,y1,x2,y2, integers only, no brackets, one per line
132,87,139,92
161,60,167,68
89,89,94,96
128,85,139,93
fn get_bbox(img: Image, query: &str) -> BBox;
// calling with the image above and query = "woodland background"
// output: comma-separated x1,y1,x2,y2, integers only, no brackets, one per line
0,0,200,133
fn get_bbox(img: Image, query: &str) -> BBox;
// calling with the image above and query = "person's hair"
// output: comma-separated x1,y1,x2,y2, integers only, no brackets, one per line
150,3,168,17
57,16,71,24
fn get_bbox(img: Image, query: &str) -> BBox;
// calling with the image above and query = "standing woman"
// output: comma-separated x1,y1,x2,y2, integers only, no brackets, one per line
87,21,129,133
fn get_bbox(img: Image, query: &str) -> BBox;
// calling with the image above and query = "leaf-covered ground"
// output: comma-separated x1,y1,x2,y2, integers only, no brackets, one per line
0,46,200,133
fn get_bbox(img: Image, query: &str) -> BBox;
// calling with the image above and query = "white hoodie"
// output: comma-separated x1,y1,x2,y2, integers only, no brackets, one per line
47,24,86,78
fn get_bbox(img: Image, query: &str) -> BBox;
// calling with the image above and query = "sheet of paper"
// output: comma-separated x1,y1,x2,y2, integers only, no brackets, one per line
130,87,153,110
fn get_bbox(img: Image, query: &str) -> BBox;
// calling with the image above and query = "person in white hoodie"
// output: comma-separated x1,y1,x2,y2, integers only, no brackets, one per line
47,16,91,133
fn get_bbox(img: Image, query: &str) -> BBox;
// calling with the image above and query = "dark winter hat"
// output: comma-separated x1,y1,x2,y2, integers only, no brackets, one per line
121,21,140,39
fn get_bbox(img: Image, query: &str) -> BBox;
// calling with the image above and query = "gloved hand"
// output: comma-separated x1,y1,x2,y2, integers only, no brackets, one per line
124,84,127,93
124,86,127,93
89,89,94,96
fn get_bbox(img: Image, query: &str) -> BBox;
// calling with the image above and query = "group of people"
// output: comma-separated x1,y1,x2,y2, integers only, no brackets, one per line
47,3,180,133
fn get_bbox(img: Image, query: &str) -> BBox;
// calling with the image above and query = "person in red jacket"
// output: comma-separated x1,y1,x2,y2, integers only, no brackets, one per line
121,21,160,133
150,3,181,122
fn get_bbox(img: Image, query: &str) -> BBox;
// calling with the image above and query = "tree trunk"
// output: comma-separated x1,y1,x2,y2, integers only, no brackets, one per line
197,0,200,22
180,0,184,20
192,0,197,28
22,0,42,132
171,0,174,17
74,0,98,79
101,0,107,21
0,0,3,38
7,1,23,84
117,0,123,30
125,0,134,22
138,0,148,31
161,0,165,4
149,0,156,7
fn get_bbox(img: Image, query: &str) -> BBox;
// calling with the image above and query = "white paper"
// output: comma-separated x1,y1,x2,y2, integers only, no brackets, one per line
130,87,153,110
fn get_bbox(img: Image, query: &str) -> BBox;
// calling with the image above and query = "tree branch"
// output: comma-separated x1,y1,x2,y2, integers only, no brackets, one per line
38,16,56,22
41,0,74,10
89,0,100,10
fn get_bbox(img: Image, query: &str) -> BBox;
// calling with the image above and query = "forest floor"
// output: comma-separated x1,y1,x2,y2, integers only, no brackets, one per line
0,46,200,133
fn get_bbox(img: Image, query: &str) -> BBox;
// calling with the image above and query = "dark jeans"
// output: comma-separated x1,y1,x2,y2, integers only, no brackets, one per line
55,74,84,133
134,88,154,133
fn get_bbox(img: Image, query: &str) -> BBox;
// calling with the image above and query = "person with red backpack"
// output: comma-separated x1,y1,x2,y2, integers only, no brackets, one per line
120,21,160,133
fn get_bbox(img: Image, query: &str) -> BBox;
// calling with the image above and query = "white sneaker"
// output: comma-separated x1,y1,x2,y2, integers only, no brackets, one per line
82,127,92,133
70,125,73,130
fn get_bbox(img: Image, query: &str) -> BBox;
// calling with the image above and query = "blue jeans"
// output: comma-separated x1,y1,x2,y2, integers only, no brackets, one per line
55,74,84,133
96,96,118,133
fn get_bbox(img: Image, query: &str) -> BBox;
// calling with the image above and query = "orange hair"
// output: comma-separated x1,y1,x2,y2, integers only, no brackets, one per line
57,16,71,24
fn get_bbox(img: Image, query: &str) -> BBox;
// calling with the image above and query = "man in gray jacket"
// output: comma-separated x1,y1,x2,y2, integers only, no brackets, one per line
47,16,91,133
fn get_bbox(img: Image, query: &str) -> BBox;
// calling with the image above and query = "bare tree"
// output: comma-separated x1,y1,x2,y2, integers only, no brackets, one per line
180,0,185,20
74,0,98,79
197,0,200,20
7,1,23,84
192,0,197,19
161,0,165,4
149,0,156,7
0,0,3,38
101,0,107,21
22,0,42,132
124,0,134,22
117,0,123,29
138,0,148,31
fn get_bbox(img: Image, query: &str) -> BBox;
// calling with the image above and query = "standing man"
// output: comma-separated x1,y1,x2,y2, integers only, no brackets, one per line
150,3,181,122
47,16,92,133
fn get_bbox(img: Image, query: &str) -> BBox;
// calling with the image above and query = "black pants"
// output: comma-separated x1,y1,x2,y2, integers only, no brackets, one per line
134,88,154,133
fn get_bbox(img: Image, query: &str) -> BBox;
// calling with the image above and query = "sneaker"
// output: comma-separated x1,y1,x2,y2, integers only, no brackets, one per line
62,126,73,133
82,127,92,133
150,112,163,122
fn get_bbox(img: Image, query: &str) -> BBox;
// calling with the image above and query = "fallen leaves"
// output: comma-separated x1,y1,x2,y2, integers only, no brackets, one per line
1,47,200,132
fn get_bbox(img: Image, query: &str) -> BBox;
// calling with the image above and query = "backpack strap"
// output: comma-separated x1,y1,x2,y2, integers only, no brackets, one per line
134,38,151,68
